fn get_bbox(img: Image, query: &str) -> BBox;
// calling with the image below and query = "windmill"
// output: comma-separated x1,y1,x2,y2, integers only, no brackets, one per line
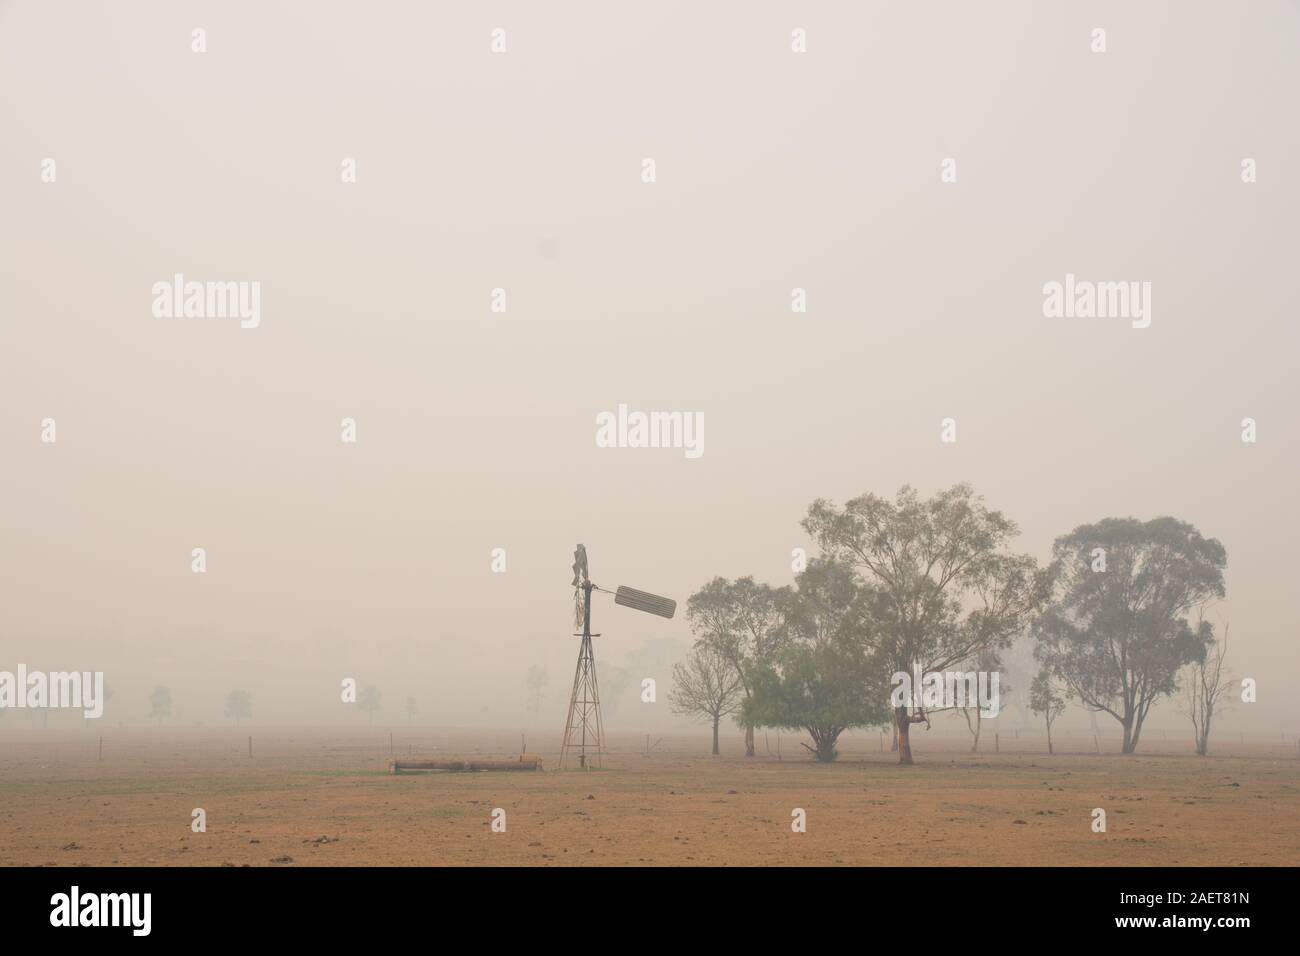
560,544,676,769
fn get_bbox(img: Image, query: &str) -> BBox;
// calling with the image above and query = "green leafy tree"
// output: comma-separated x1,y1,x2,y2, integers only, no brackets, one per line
686,577,790,756
1034,517,1226,754
803,484,1048,765
743,560,889,761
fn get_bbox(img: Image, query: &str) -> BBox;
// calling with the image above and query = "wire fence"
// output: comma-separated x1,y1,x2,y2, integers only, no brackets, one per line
2,725,1298,769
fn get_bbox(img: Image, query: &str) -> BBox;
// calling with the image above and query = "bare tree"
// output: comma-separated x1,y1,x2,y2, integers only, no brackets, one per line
1182,615,1232,756
955,649,1005,752
686,577,790,757
1029,669,1066,754
669,644,744,755
957,707,982,752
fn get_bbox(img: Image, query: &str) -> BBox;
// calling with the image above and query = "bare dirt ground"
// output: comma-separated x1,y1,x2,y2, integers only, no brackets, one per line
1,727,1296,866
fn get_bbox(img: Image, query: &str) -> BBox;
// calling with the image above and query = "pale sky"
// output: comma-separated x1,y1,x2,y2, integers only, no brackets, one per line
2,0,1296,733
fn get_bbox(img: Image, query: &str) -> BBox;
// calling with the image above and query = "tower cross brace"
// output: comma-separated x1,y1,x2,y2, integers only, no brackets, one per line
560,579,604,769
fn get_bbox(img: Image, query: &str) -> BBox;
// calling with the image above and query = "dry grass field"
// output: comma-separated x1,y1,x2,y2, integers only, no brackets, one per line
1,728,1296,867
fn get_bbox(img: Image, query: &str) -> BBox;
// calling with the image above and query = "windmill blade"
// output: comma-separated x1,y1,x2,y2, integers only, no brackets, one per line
571,544,589,587
614,585,676,619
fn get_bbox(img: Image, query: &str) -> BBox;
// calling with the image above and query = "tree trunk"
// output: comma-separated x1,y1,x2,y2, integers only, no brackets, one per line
890,723,898,752
894,707,913,765
1122,718,1138,754
1045,716,1053,755
712,717,720,756
813,733,837,762
744,723,755,757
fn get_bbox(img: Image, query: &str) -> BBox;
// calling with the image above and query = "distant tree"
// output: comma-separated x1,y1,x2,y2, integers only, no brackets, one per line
224,690,252,726
148,686,172,726
623,639,688,683
524,665,548,714
955,648,1006,753
623,639,688,718
1029,669,1066,754
1182,615,1232,756
803,484,1048,765
358,686,382,725
743,560,889,761
669,644,744,755
998,635,1041,730
686,577,790,757
1035,517,1226,754
404,696,418,725
595,660,635,718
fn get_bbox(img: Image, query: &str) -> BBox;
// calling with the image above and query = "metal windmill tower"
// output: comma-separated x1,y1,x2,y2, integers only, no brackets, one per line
559,544,675,770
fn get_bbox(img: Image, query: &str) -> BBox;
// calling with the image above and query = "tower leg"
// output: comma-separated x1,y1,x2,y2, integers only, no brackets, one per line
560,583,603,770
560,633,603,770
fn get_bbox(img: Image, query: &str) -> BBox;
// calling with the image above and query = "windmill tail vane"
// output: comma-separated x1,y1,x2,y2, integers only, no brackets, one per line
613,585,676,619
558,544,676,770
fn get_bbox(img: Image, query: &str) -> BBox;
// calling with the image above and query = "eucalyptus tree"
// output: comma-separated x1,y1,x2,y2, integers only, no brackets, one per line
1034,517,1226,754
743,559,888,762
803,484,1048,765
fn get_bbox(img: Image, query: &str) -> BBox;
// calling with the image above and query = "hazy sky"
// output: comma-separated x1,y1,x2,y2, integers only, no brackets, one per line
2,1,1297,732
